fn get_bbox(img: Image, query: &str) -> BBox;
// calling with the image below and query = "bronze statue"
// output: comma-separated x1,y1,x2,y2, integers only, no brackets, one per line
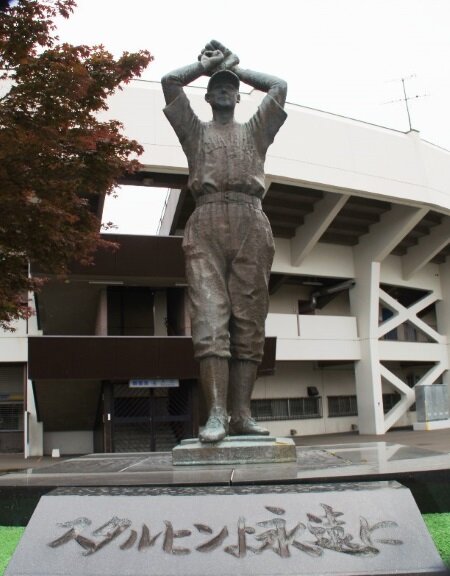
162,40,287,443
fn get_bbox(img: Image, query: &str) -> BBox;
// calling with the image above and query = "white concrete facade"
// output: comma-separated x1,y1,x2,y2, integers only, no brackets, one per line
0,295,43,455
107,82,450,212
114,81,449,438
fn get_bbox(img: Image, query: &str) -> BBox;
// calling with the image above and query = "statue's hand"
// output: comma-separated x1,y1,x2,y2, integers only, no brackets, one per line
199,40,239,76
199,49,224,74
208,39,239,70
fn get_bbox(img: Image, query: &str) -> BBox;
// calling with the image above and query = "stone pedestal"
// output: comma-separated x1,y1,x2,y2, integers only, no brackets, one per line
172,436,297,465
5,482,446,576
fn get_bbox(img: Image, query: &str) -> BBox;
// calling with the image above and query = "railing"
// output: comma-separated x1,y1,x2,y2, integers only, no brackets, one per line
266,313,358,339
265,313,360,361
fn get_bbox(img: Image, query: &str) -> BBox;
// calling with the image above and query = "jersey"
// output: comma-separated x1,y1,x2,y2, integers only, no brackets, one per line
163,90,287,201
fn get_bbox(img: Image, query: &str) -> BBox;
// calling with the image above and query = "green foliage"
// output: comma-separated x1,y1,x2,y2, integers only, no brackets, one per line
0,0,152,329
0,526,24,575
423,513,450,567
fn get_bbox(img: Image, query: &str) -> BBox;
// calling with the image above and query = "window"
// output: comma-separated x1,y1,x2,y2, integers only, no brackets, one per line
328,395,358,417
251,397,321,421
382,393,401,414
0,366,24,433
0,403,23,431
290,398,321,418
380,308,398,341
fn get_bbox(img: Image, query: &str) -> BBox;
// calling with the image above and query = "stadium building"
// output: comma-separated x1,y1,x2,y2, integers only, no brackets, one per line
0,81,449,456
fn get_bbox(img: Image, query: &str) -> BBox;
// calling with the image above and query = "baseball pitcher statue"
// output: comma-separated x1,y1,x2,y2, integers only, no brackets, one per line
162,40,287,443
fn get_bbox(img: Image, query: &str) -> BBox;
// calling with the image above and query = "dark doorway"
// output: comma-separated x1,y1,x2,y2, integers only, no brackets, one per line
107,286,155,336
105,381,195,452
0,365,25,453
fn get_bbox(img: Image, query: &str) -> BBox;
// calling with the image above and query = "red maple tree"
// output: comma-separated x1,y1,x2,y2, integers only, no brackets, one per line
0,0,152,328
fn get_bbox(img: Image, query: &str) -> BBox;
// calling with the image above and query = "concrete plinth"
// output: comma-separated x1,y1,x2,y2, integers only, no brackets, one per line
172,436,297,465
413,419,450,431
5,482,446,576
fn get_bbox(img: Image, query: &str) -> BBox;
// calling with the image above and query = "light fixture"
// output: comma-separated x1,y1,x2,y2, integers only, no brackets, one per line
88,281,124,285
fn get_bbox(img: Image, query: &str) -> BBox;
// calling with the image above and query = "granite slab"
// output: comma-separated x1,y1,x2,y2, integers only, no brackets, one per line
172,436,297,465
5,482,445,576
1,441,450,488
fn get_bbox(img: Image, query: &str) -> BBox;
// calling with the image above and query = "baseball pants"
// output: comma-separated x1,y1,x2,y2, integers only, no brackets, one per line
182,200,275,364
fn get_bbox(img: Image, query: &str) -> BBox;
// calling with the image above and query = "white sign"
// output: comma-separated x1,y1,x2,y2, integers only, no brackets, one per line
129,379,179,388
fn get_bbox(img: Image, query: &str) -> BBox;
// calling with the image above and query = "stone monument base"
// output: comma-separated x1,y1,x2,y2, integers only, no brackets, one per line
172,436,297,466
5,482,446,576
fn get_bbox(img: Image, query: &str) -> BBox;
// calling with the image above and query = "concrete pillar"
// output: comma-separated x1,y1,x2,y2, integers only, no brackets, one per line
95,289,108,335
350,259,385,434
349,204,430,434
436,260,450,404
154,291,168,336
25,293,43,457
25,378,43,457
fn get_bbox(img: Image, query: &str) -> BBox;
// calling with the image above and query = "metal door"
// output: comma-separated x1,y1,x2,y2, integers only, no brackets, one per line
110,382,194,452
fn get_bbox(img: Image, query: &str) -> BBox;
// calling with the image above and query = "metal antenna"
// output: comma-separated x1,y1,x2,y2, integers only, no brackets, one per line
384,75,428,131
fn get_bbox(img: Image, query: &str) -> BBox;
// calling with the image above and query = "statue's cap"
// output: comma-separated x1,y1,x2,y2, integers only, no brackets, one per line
207,70,240,91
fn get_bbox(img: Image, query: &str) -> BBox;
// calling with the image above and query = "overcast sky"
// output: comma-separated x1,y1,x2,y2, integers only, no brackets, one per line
54,0,450,234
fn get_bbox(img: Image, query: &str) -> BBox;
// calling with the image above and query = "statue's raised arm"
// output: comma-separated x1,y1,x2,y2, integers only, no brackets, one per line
233,66,287,107
161,48,225,104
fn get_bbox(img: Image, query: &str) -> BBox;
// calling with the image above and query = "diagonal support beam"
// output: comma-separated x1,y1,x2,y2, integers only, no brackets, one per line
380,364,415,432
378,289,443,343
416,362,447,386
379,289,438,316
381,360,447,432
380,363,415,397
356,205,429,262
402,218,450,279
290,193,349,266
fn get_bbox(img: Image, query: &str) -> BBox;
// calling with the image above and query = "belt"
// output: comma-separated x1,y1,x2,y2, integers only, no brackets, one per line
195,191,262,209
